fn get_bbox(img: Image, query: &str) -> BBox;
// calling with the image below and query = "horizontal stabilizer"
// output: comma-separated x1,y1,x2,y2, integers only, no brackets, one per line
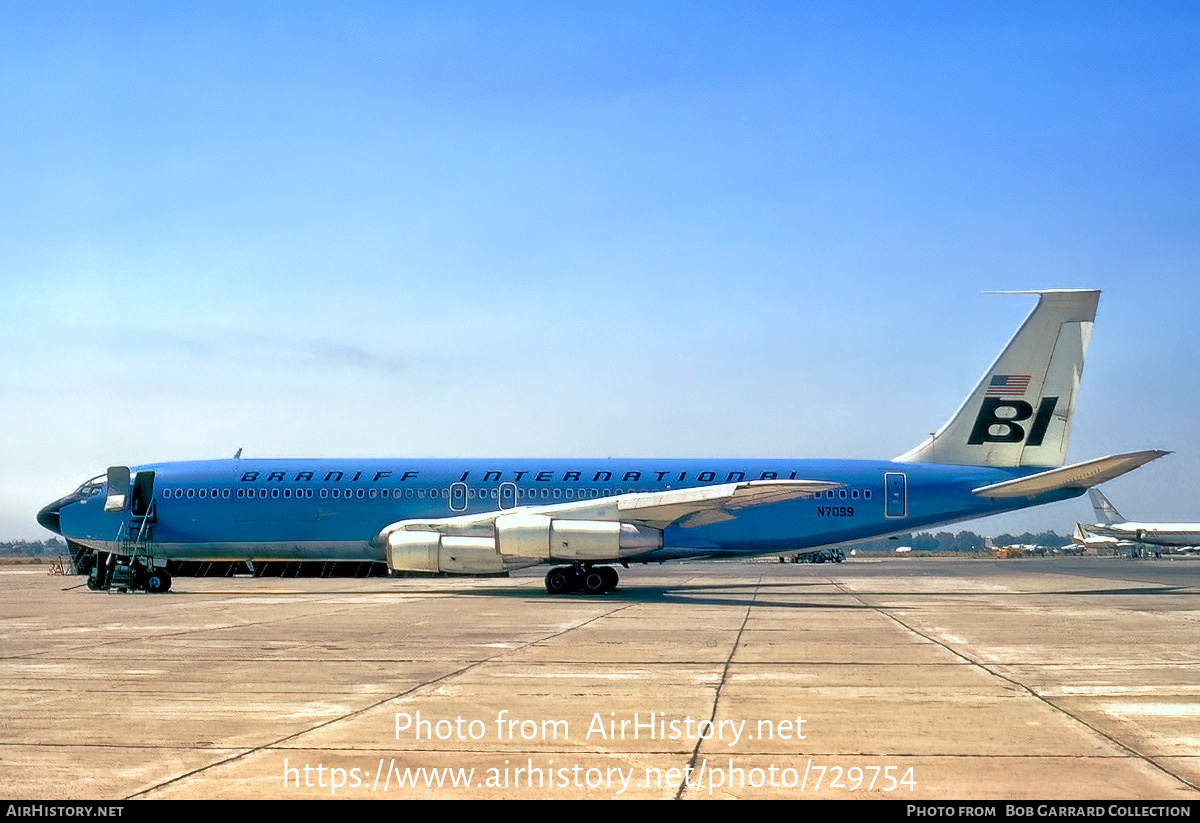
972,450,1169,499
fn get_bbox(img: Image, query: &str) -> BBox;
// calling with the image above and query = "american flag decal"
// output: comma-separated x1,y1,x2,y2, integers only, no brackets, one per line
986,374,1030,396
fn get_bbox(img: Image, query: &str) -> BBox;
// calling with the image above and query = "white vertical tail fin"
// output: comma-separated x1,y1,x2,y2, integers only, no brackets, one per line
1088,487,1125,525
896,290,1099,468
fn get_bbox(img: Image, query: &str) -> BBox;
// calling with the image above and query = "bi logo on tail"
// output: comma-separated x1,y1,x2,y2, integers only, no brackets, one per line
968,377,1059,446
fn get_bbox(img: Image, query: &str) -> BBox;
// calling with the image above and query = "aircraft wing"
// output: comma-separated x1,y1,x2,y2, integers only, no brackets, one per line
613,479,845,527
971,450,1170,499
374,479,842,544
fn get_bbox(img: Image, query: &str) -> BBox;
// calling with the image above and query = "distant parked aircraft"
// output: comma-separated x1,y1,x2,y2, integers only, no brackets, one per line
1072,488,1199,555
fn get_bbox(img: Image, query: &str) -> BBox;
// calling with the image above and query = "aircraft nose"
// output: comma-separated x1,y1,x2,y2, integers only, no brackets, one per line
36,499,67,534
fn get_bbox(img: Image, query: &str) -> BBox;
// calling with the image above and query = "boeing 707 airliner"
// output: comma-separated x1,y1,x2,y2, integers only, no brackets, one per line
37,290,1167,594
1070,488,1200,555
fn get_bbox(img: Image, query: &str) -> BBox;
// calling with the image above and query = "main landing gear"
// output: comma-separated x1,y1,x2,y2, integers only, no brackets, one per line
544,564,619,595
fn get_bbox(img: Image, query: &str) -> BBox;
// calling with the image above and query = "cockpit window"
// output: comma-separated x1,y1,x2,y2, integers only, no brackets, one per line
74,475,105,497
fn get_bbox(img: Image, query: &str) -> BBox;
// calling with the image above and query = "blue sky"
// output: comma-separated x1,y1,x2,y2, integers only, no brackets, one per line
3,2,1198,539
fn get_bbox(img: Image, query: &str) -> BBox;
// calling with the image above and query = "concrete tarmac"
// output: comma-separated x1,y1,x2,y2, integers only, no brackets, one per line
2,557,1199,800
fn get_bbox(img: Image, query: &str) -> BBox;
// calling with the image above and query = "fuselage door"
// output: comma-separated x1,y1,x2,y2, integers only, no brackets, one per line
132,471,155,517
104,466,131,512
499,482,517,510
449,481,468,512
884,472,907,518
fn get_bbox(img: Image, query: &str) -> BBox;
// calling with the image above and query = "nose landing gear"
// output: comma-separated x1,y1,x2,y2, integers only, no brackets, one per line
85,552,172,593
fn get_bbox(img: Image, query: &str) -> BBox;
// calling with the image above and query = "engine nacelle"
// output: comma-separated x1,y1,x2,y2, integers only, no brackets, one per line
387,517,663,573
495,514,662,561
387,531,506,575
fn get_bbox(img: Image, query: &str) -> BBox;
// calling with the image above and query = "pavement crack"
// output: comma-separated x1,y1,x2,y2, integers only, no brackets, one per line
674,577,759,800
127,602,634,799
830,578,1200,793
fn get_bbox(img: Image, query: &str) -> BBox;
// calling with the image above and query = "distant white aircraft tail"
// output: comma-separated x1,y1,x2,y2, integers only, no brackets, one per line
896,290,1099,468
1088,487,1125,525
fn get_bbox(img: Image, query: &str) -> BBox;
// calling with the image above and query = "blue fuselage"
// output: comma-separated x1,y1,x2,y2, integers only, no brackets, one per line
45,457,1082,563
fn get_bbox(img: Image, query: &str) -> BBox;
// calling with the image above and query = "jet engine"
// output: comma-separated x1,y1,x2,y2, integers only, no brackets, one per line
385,515,663,574
387,533,507,574
495,513,661,560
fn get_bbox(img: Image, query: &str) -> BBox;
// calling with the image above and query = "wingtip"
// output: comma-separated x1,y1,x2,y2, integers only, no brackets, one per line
1137,449,1173,463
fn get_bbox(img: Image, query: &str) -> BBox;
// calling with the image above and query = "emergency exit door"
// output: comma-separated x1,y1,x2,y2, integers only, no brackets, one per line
884,472,907,518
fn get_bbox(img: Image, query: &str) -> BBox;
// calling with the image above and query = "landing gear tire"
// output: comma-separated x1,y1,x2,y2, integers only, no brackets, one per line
545,567,574,595
546,564,619,595
581,569,608,595
145,570,172,594
598,566,619,594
